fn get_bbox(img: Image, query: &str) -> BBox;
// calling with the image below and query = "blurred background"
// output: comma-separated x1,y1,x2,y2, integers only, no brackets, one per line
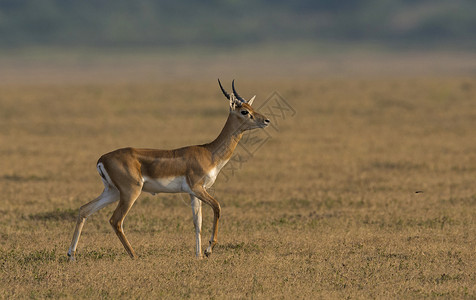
1,0,476,49
1,0,476,83
0,0,476,82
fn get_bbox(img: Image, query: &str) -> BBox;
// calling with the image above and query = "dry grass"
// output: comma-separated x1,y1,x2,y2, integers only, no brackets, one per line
0,76,475,298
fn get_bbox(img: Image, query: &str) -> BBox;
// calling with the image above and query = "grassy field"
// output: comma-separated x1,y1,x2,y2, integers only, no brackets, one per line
0,72,475,298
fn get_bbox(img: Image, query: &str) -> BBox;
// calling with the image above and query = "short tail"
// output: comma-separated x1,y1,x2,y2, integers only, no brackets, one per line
97,162,115,188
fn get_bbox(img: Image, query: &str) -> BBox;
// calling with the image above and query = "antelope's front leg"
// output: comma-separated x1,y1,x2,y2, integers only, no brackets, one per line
192,188,221,257
190,195,202,259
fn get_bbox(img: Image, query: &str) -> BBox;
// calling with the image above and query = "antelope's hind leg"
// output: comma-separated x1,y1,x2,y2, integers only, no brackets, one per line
109,185,142,259
67,186,120,260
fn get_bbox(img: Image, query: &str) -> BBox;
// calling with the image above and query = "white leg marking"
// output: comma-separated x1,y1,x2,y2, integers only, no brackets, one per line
81,187,119,218
190,195,202,258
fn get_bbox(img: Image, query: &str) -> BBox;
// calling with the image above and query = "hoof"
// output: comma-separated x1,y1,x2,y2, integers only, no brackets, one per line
67,252,76,261
204,249,211,257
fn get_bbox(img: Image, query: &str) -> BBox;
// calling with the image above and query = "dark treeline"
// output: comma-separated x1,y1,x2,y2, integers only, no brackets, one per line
1,0,475,49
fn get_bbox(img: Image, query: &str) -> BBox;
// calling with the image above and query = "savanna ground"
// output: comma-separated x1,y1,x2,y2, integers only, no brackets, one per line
0,51,475,298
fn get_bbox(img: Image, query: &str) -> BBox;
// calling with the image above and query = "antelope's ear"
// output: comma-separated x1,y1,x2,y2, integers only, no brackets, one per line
248,95,256,106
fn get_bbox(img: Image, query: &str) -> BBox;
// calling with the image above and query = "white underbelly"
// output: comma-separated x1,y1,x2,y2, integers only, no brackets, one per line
142,176,191,194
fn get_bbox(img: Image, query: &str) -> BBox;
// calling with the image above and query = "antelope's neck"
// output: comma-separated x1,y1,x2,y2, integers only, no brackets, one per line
206,114,243,164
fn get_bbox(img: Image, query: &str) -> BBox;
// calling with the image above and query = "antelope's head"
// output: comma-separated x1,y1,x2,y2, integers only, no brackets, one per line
218,79,270,131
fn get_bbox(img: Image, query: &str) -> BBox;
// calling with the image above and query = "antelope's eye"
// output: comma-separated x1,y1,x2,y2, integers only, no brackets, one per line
241,110,249,115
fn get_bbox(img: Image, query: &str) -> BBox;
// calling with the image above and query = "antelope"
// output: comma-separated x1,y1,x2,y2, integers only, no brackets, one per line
67,80,270,260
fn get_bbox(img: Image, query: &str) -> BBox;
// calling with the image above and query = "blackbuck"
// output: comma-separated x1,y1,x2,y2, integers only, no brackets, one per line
68,80,270,260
